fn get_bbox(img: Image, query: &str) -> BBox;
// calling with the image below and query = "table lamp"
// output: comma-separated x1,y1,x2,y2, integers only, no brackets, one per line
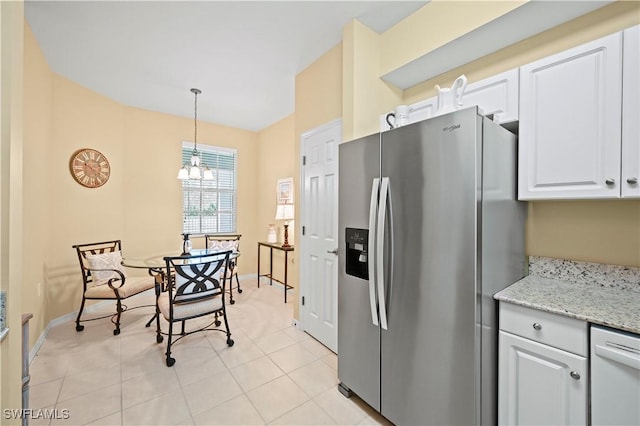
275,203,295,247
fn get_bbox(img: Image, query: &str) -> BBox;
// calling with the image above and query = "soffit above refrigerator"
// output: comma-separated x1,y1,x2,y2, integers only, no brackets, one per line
381,0,613,90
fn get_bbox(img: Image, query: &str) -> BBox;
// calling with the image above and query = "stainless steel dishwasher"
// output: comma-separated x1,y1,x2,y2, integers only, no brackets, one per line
591,325,640,425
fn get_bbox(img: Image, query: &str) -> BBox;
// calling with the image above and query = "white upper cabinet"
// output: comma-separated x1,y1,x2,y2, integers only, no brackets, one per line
458,68,519,124
380,68,519,131
622,25,640,198
518,32,624,200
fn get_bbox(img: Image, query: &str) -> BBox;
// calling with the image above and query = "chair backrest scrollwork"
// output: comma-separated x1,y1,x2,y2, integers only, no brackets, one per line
164,251,232,305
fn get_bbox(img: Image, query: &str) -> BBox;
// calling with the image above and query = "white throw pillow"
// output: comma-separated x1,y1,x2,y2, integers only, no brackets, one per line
86,251,126,286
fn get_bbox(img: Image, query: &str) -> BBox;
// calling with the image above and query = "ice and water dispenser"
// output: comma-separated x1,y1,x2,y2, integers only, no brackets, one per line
345,228,369,280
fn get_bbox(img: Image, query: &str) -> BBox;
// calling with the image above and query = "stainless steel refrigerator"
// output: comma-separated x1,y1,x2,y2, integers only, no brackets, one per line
337,107,527,425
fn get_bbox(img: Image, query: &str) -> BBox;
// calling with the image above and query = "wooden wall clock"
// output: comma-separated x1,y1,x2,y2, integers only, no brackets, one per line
69,148,111,188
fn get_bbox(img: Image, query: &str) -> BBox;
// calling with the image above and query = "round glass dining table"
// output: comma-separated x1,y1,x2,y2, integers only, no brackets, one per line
122,248,239,270
122,248,241,302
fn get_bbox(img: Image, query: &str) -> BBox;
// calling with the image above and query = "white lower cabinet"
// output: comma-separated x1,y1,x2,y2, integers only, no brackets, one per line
498,303,588,425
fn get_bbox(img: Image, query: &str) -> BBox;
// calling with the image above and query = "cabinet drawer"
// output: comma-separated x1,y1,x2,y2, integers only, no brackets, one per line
500,303,587,356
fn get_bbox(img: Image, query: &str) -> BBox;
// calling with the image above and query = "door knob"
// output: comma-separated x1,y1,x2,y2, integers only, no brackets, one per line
327,249,338,255
570,371,581,380
627,177,638,185
532,323,542,331
605,178,615,186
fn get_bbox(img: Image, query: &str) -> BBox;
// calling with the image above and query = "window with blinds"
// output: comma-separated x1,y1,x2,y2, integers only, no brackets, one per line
182,143,237,235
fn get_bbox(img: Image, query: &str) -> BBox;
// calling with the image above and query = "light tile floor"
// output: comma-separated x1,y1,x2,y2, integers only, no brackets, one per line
28,279,391,426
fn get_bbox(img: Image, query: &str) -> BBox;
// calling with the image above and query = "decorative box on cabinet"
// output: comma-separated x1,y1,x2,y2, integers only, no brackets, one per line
622,25,640,198
379,68,519,131
518,32,625,200
498,303,588,425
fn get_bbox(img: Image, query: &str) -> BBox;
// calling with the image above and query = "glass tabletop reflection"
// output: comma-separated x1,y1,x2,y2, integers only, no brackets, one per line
122,248,239,270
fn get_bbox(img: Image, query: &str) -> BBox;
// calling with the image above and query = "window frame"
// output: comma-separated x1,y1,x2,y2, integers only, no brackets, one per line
181,142,238,236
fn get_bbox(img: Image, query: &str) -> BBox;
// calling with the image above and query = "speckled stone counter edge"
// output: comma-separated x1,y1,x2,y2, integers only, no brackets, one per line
529,256,640,293
495,257,640,334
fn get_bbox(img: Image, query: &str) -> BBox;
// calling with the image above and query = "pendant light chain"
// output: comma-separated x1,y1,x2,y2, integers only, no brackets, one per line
191,87,201,153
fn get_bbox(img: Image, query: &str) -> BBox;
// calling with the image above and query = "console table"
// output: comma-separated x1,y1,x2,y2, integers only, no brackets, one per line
257,242,294,303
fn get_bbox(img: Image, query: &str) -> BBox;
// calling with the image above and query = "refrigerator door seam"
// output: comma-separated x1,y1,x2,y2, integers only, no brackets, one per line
368,178,380,326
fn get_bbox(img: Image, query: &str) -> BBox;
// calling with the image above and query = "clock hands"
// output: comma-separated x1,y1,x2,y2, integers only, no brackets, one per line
84,160,101,175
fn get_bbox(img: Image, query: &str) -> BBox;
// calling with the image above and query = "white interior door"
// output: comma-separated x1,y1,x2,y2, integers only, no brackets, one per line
300,120,340,353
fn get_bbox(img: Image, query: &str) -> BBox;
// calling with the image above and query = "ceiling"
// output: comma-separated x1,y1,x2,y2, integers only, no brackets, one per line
25,1,428,132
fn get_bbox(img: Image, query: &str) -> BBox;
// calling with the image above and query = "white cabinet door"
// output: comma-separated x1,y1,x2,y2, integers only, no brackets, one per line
519,32,623,200
622,25,640,198
499,331,588,425
460,68,519,124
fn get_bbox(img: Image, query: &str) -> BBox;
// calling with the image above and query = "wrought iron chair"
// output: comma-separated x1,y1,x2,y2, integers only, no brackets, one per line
156,250,234,367
204,234,242,304
72,240,155,335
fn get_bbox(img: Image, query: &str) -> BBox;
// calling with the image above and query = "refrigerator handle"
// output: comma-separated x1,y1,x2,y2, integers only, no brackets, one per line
368,178,380,326
377,177,389,330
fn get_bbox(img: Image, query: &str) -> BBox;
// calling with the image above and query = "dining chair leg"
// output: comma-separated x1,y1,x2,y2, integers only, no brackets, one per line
166,323,175,367
154,300,163,344
181,320,186,335
227,276,235,305
75,297,86,332
222,307,234,347
235,274,242,294
113,298,122,336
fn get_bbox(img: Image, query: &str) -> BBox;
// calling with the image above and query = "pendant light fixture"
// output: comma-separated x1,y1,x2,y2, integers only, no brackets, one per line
177,88,214,180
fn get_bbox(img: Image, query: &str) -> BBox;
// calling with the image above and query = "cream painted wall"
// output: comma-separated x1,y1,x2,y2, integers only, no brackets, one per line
121,107,260,269
527,201,640,267
1,0,25,418
45,79,261,321
342,20,402,141
257,114,296,305
294,43,343,320
47,75,127,321
22,22,51,348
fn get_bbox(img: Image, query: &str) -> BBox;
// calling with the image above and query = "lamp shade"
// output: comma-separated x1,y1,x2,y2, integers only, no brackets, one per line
275,204,294,221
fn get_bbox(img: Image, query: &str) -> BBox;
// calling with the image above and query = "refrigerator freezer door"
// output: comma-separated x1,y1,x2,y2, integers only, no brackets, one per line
338,133,381,410
380,108,480,425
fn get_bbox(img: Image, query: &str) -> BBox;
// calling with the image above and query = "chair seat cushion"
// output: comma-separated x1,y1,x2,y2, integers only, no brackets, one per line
158,291,223,321
85,275,155,298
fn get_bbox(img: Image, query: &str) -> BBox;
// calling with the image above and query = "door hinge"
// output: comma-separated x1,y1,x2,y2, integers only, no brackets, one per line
302,155,306,166
302,225,306,235
302,296,305,306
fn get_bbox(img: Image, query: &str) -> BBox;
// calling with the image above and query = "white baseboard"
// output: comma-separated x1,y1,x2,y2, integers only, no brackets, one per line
29,299,115,364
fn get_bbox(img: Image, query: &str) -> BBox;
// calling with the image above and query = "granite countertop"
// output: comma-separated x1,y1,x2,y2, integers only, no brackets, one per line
494,257,640,335
495,275,640,334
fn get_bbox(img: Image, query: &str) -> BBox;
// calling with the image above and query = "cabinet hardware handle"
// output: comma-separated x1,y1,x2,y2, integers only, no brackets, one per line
605,178,615,186
327,249,338,255
570,371,581,380
627,177,638,185
532,323,542,331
